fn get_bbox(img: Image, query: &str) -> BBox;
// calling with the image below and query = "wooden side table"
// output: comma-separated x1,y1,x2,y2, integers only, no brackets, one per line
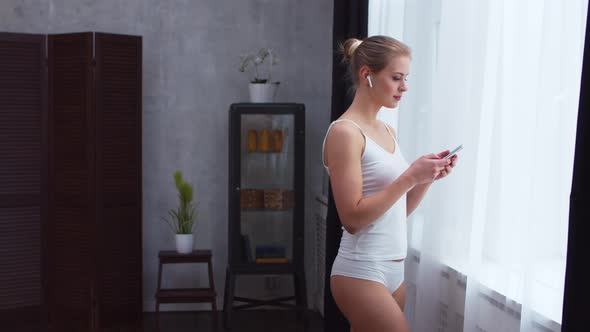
155,250,217,329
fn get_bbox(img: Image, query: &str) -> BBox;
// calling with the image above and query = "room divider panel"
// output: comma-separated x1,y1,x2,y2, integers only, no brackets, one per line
0,31,143,331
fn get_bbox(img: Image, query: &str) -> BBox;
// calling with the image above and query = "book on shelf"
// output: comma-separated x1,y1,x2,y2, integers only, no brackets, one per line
255,245,286,259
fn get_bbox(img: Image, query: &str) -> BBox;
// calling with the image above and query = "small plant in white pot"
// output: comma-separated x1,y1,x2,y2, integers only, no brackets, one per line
162,170,198,254
239,47,280,102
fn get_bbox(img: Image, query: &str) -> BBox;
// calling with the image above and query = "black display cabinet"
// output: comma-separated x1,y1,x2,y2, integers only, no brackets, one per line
223,103,307,329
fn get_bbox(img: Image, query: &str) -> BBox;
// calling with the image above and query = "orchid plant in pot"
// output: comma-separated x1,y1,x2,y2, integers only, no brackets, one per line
239,47,280,102
161,170,198,254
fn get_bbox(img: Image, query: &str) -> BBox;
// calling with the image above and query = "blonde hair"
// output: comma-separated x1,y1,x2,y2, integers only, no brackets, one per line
339,35,411,88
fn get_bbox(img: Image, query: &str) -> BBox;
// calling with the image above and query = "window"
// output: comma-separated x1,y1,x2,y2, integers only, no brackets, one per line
370,0,587,328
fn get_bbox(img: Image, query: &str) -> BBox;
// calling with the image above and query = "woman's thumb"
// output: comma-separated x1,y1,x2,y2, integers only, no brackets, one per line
425,153,440,159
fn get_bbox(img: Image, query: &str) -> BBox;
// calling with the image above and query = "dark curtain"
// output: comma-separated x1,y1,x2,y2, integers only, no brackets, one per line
562,2,590,330
324,1,368,331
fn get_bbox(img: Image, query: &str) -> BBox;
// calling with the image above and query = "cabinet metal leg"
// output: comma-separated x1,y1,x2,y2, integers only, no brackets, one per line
223,268,235,330
294,270,307,321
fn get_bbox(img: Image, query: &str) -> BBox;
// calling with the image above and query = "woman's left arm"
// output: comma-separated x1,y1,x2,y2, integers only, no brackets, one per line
406,152,458,217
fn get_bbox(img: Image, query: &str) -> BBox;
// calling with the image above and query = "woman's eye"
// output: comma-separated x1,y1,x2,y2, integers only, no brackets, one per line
393,77,401,81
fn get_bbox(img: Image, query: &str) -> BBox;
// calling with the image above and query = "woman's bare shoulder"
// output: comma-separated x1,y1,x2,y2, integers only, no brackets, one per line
324,120,365,166
326,120,365,147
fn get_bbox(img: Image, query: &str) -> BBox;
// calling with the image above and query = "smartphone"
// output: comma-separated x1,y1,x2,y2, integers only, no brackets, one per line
442,144,463,159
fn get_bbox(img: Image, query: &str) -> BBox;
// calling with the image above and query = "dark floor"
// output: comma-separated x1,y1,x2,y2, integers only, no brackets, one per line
143,310,324,332
7,309,324,332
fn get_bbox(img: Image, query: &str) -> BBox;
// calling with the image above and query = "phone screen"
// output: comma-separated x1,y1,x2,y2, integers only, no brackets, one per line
443,144,463,159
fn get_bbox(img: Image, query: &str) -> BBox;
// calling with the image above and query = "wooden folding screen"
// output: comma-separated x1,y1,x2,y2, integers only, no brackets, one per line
0,32,48,331
0,31,142,331
47,32,95,331
94,33,143,328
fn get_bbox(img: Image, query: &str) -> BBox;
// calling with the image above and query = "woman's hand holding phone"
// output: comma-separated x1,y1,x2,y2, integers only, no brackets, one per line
434,145,461,180
402,154,452,185
402,145,461,184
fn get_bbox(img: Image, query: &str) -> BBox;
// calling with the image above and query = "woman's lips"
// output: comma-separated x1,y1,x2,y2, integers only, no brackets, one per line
394,96,401,101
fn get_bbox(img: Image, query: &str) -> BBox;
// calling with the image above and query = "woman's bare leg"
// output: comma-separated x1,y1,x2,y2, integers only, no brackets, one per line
331,275,409,332
392,281,406,311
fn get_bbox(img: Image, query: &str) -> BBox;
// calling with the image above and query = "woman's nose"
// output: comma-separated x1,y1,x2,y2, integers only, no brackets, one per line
400,82,407,92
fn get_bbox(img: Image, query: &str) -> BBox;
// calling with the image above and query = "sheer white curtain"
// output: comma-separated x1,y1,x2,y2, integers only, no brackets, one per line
369,0,587,331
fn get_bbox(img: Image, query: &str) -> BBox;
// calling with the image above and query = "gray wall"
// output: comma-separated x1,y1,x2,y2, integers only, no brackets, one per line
0,0,333,311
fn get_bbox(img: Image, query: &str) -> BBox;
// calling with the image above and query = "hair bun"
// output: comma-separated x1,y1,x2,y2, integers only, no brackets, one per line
341,38,362,62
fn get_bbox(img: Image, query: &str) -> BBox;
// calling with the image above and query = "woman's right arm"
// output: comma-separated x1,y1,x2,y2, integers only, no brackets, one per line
325,123,451,235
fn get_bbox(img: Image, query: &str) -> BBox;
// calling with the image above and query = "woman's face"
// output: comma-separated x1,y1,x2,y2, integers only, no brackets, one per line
368,56,410,109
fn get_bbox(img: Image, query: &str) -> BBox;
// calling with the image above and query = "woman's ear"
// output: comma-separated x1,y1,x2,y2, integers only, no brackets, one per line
359,66,372,87
358,65,371,80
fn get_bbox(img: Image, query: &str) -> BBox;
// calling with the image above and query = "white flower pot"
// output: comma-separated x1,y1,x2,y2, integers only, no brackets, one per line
249,82,279,103
175,234,194,254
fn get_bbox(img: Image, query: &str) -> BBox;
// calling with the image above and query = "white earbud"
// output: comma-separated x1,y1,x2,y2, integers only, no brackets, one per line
367,75,373,88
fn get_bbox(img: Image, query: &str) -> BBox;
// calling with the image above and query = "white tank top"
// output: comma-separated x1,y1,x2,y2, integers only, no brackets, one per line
322,119,410,261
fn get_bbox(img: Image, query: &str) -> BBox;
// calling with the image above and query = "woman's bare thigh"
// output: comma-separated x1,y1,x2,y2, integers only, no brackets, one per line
392,281,406,311
331,275,409,332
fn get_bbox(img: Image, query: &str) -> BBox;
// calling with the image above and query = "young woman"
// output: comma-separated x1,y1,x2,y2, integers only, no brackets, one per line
322,36,459,332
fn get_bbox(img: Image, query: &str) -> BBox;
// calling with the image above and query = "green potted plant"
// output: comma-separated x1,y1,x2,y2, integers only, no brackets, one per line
161,170,198,254
239,47,280,102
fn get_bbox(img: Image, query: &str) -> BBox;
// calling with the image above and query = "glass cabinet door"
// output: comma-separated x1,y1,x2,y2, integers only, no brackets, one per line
238,113,294,265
